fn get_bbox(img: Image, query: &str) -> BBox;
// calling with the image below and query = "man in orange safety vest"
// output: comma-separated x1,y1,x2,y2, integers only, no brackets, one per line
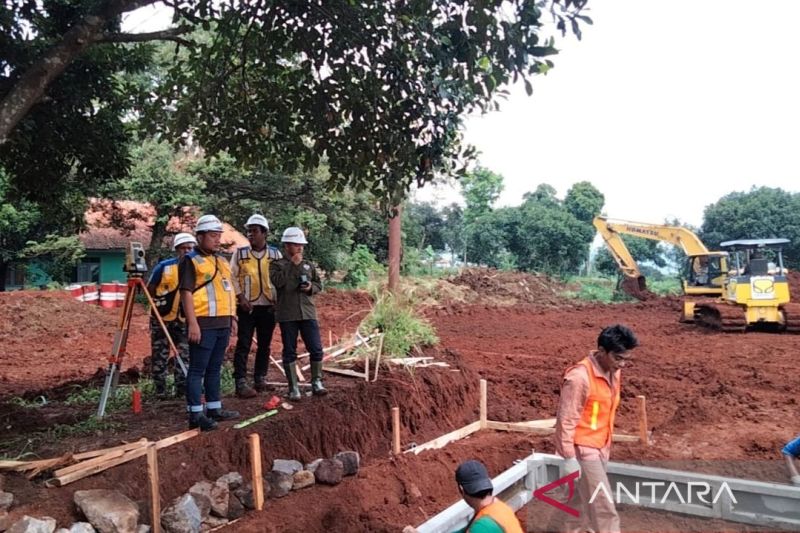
554,324,639,533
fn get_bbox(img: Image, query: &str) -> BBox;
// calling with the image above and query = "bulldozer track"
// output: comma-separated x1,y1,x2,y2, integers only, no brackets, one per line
692,300,747,332
780,302,800,333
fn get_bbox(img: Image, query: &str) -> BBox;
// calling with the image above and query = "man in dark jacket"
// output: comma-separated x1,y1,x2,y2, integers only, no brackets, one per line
269,226,326,400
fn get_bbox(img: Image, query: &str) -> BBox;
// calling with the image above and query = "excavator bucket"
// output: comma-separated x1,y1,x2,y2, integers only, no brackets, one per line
620,275,652,301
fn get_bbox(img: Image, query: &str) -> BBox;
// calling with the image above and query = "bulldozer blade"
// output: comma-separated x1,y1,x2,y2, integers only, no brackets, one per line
620,275,652,301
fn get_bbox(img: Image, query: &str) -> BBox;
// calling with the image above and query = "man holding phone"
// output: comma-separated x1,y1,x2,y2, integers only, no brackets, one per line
269,226,326,401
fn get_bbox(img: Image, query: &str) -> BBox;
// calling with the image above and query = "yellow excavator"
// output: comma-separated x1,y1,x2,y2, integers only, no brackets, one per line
593,216,799,332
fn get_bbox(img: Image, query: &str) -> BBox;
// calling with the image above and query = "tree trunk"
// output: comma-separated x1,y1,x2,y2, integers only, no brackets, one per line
387,205,403,292
0,259,7,292
0,0,159,143
147,215,168,271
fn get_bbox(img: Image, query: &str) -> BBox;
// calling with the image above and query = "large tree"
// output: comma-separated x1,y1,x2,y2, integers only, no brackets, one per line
700,187,800,268
2,0,588,208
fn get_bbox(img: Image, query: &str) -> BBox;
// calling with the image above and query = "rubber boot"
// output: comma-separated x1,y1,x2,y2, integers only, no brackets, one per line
188,412,218,432
207,407,240,421
254,375,270,393
284,362,302,401
235,378,257,399
310,361,327,396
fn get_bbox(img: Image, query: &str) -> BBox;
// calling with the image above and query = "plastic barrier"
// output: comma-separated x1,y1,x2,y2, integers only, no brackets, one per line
82,284,99,305
99,283,116,308
67,284,83,301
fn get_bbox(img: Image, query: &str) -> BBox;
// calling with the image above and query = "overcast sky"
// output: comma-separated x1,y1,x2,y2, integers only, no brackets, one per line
124,1,800,227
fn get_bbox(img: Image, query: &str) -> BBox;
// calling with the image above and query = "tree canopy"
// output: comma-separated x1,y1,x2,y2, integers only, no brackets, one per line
700,187,800,268
2,0,588,211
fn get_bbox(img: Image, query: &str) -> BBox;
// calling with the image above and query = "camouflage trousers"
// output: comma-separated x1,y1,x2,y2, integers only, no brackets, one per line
150,316,190,395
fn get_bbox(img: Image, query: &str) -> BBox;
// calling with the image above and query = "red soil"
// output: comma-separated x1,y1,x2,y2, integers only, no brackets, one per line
2,278,798,532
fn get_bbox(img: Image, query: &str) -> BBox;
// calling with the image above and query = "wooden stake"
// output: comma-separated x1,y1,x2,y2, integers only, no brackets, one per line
328,330,333,347
637,395,649,445
248,434,264,511
479,379,488,429
392,407,401,455
147,444,162,533
364,342,370,381
372,334,384,382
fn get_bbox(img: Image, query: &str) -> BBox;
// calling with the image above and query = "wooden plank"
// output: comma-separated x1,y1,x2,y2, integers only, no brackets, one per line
322,367,366,378
49,446,149,487
392,407,401,455
387,357,433,365
611,433,641,443
407,421,482,455
479,379,487,429
147,444,162,533
26,453,74,479
300,334,379,371
55,449,125,477
516,418,556,428
73,438,148,461
0,460,30,470
155,429,200,450
248,434,264,511
486,421,555,435
637,395,649,445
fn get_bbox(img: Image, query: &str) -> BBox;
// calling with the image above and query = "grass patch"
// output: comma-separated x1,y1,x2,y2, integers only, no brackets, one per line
360,288,438,358
563,275,683,302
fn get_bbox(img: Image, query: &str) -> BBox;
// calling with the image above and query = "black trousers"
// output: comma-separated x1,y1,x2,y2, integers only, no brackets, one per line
279,319,324,364
233,305,276,380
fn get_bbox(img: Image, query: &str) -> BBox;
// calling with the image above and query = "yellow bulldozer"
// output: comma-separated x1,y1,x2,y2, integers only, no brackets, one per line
593,216,799,332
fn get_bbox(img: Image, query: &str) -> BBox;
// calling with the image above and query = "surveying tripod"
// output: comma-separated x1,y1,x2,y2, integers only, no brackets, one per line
97,272,189,418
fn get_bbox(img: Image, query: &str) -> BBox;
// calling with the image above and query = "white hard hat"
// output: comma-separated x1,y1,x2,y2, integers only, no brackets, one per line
195,214,224,233
245,214,269,231
281,227,308,244
173,232,197,249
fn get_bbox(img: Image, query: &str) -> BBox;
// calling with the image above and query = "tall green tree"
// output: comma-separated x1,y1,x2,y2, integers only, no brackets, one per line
564,181,605,224
700,187,800,268
100,139,206,265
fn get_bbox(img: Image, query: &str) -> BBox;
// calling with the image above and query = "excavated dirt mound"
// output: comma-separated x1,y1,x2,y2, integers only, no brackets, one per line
0,288,373,400
0,291,151,399
447,267,572,306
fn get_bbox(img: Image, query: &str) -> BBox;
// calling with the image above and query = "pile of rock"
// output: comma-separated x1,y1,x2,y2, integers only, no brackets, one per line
0,450,360,533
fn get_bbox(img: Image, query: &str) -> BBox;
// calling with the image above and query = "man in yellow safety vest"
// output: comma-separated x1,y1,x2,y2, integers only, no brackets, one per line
179,215,240,431
230,214,282,398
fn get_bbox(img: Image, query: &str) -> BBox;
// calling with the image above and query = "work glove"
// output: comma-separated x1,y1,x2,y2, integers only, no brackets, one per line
792,475,800,487
561,457,581,480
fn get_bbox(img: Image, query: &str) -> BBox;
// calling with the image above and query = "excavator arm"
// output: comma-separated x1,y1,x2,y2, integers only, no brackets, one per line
594,216,710,256
593,216,713,300
593,217,652,299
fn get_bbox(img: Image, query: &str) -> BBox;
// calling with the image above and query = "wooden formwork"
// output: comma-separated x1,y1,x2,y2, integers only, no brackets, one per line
392,379,649,455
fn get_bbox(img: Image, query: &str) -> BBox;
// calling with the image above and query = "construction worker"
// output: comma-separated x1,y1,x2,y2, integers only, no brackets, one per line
782,434,800,486
230,214,283,398
179,215,240,431
554,324,639,533
269,226,326,401
146,232,195,398
402,460,522,533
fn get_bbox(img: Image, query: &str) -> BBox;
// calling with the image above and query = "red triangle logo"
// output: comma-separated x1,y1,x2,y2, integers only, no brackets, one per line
532,470,580,517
